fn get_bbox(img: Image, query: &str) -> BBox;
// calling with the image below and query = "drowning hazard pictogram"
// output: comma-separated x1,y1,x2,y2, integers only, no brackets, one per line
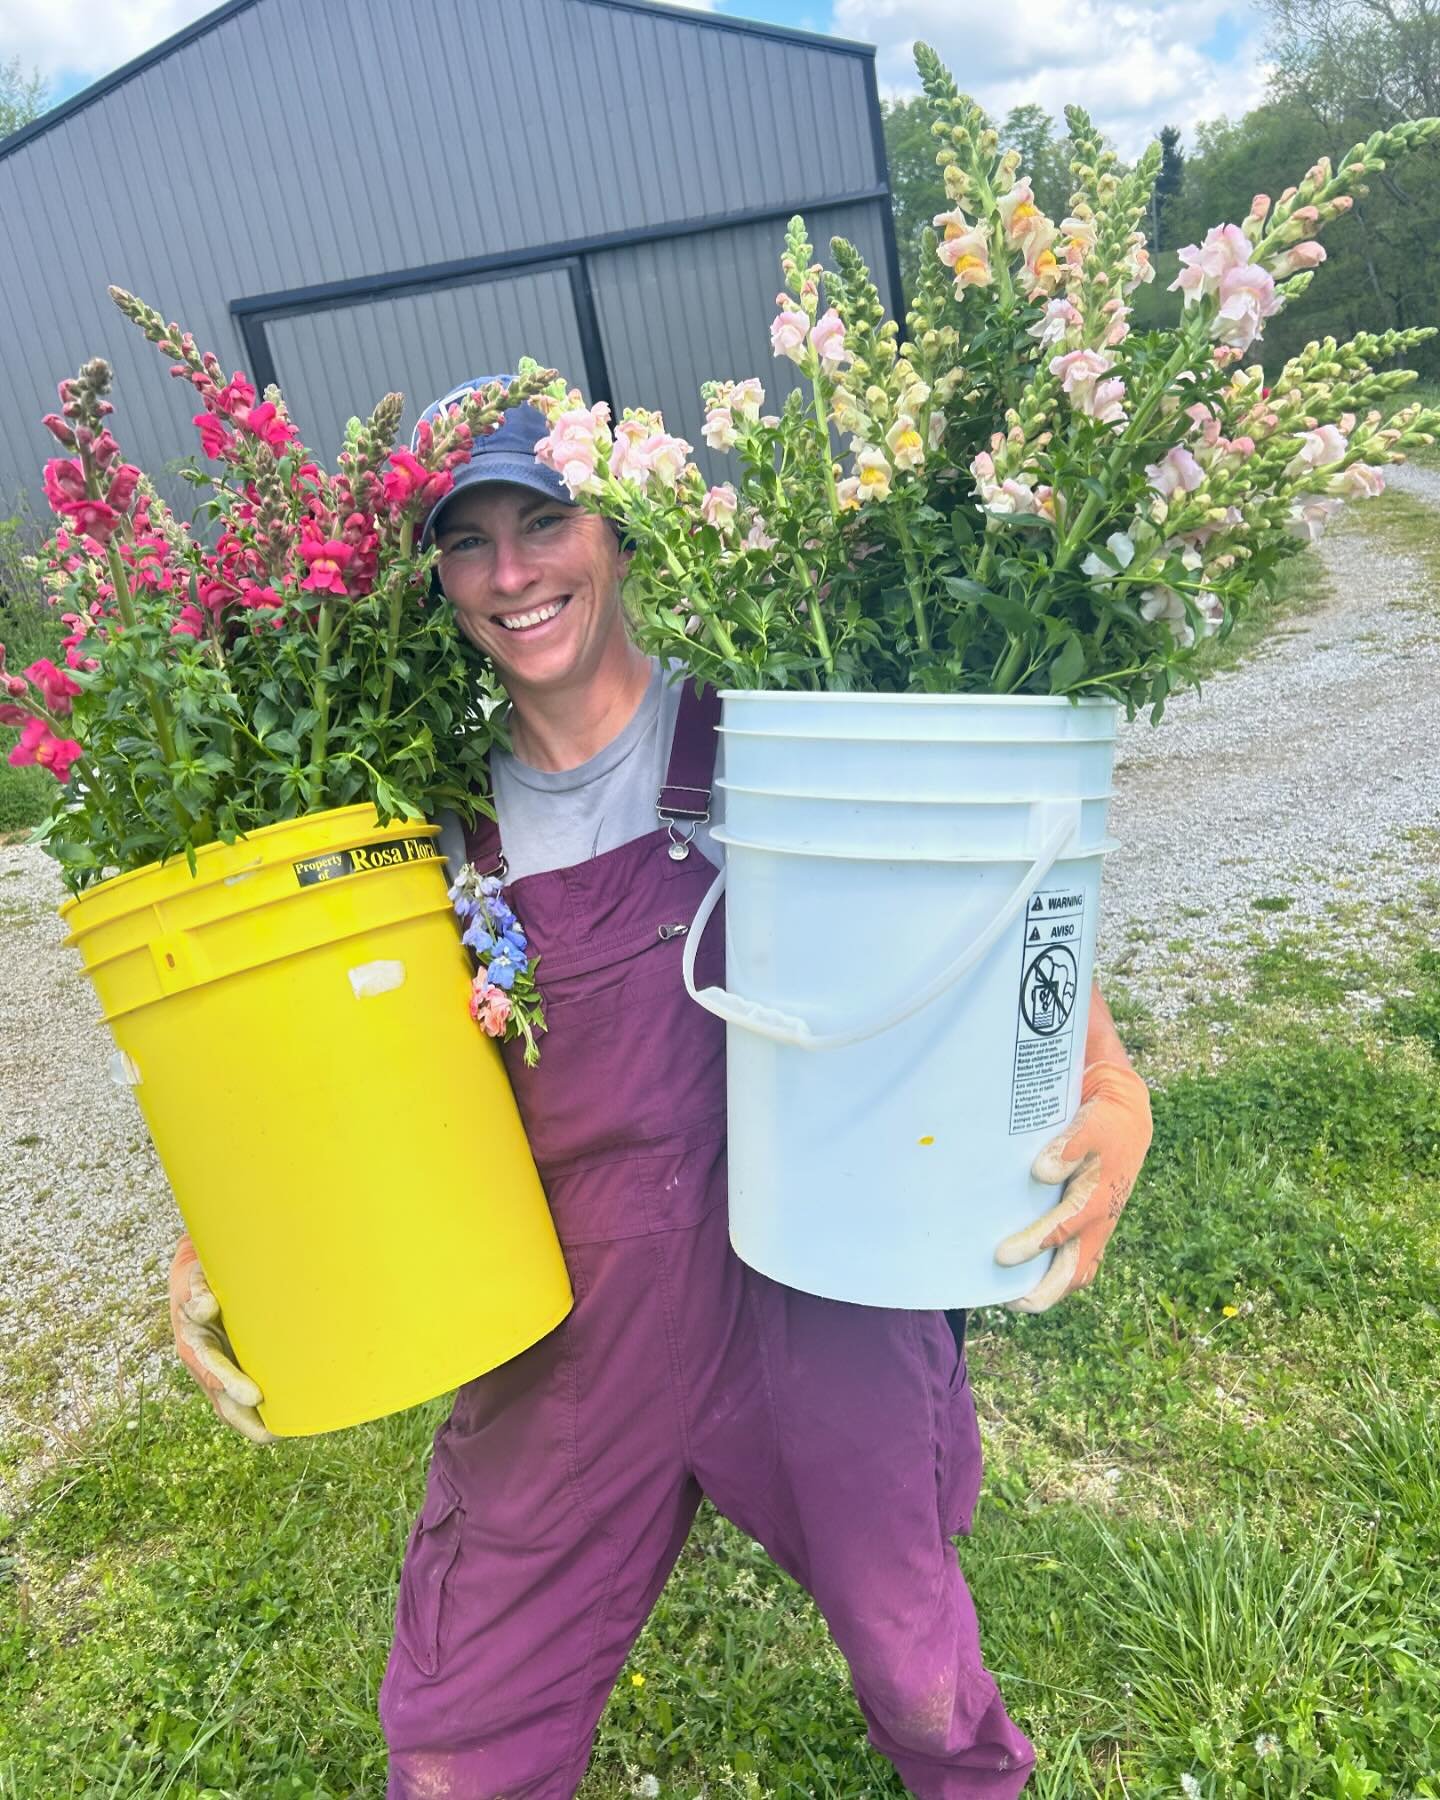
1011,885,1088,1135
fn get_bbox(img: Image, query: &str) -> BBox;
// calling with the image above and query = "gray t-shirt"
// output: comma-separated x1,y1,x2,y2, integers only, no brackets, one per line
436,660,722,883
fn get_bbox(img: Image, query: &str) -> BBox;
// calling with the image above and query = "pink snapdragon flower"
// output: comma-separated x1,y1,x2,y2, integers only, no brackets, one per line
884,415,925,473
237,400,300,453
535,402,612,497
934,211,992,290
381,448,432,510
741,515,777,552
1286,495,1344,542
1169,224,1253,307
59,499,121,544
729,378,765,421
43,458,87,512
1145,445,1206,499
810,309,852,374
194,413,232,461
1027,298,1084,350
8,716,82,782
997,180,1053,253
105,463,140,512
611,419,692,489
1050,348,1114,395
770,303,810,363
1214,264,1282,351
1120,242,1155,293
298,533,355,596
700,483,738,530
1086,379,1129,427
1336,462,1385,500
171,605,206,638
1270,240,1327,280
23,658,82,716
970,452,1041,515
1289,423,1350,473
702,407,738,452
851,445,892,502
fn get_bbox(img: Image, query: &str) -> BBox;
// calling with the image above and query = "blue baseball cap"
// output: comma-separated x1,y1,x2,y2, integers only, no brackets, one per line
413,374,572,546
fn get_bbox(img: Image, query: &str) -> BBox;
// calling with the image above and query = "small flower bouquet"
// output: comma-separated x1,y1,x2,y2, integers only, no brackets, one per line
449,864,547,1066
527,44,1439,717
4,293,554,891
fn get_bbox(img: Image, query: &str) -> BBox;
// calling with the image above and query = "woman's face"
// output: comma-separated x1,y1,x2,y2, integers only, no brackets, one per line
433,484,629,696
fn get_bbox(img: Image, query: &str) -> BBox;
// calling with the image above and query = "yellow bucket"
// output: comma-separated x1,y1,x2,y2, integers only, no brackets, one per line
60,804,571,1436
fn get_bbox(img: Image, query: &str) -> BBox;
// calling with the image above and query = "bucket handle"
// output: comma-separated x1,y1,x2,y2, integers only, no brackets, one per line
681,800,1080,1052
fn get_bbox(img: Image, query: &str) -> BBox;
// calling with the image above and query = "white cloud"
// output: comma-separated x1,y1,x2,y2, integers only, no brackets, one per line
0,0,220,89
833,0,1274,158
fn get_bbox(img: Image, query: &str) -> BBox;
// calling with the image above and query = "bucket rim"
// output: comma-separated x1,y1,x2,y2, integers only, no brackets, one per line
715,777,1115,806
57,804,435,919
717,690,1119,709
718,726,1117,746
711,824,1119,863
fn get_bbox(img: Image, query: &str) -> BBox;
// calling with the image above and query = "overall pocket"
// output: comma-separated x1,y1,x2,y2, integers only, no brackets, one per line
393,1465,466,1677
937,1333,984,1540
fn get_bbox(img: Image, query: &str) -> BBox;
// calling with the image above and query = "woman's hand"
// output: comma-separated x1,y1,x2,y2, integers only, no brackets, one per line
168,1234,275,1444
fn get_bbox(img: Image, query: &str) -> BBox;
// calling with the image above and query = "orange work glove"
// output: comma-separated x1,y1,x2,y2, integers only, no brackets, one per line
994,987,1152,1314
167,1234,274,1445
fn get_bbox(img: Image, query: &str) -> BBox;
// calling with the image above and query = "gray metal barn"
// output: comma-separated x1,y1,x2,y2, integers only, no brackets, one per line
0,0,900,511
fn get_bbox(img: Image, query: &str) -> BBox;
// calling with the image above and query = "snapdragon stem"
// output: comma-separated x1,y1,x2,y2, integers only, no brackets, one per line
310,600,334,774
787,551,836,682
992,634,1027,692
377,519,414,722
656,537,738,664
809,368,841,521
892,509,932,655
100,524,178,770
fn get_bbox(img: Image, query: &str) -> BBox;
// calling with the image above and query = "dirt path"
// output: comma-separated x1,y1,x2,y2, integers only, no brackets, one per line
1098,462,1440,1012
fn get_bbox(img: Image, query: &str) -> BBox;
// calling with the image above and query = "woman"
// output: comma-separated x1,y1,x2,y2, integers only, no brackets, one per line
171,382,1153,1799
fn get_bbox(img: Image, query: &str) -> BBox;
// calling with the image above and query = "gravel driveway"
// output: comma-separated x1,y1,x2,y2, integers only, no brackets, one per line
2,467,1437,1474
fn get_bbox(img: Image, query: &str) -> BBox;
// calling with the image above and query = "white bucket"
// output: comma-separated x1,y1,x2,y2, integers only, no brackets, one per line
683,692,1119,1309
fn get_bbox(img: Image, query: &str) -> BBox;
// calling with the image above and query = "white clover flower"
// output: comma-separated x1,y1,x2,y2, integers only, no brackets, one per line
1254,1732,1281,1762
1180,1776,1204,1800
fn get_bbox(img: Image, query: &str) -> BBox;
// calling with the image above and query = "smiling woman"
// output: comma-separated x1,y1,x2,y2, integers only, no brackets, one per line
419,386,653,774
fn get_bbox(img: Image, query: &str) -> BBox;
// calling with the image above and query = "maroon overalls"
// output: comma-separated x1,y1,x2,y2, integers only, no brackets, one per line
379,683,1036,1798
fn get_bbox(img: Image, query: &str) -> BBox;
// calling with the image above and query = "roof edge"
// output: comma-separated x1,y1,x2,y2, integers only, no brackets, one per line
0,0,876,166
593,0,877,56
0,0,263,163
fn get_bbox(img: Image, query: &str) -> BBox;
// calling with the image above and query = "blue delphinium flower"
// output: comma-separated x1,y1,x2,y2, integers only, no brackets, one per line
487,954,518,991
462,920,497,956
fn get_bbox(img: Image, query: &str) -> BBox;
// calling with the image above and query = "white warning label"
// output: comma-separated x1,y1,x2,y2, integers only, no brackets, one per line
1009,886,1085,1135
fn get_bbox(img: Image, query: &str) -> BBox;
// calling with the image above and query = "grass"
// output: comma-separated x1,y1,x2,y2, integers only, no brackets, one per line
3,903,1440,1798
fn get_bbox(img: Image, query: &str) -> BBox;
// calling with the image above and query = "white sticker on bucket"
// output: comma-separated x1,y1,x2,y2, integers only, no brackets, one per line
108,1049,142,1087
1010,887,1085,1136
348,959,406,999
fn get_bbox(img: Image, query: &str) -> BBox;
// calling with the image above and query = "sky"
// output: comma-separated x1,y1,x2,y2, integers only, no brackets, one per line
3,0,1275,160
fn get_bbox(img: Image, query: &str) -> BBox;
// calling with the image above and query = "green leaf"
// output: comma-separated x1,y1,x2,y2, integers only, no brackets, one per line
945,578,1036,634
1049,634,1086,692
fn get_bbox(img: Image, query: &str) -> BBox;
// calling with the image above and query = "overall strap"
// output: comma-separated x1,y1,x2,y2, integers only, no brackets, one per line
656,679,721,827
462,797,505,877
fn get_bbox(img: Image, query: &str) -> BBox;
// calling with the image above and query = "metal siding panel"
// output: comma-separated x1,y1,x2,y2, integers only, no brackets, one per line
0,0,883,512
264,267,586,455
589,197,897,483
